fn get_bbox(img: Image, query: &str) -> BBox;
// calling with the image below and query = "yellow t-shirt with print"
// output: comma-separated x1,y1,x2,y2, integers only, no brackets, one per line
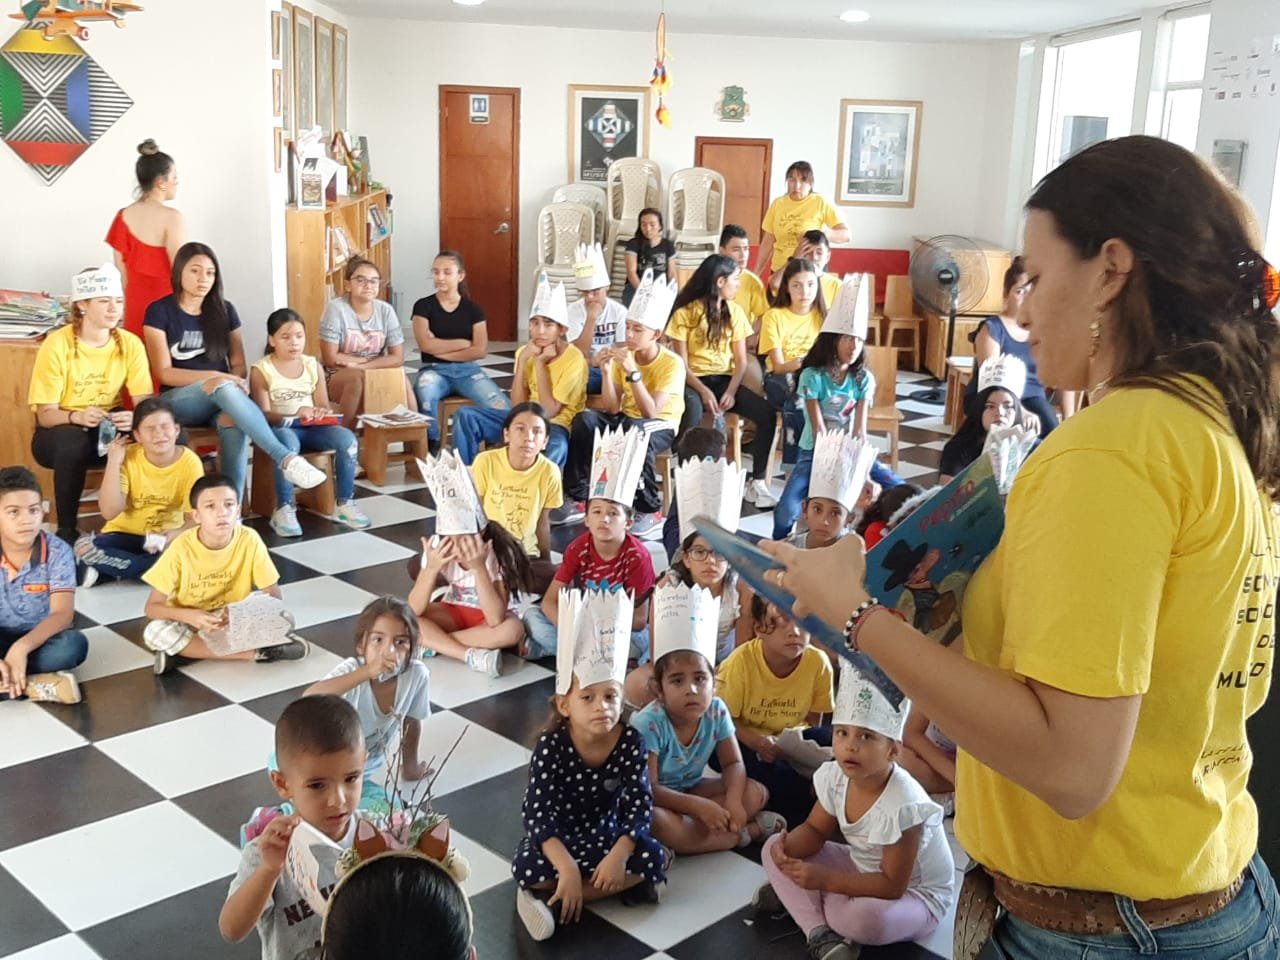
27,325,152,411
252,354,320,416
665,301,753,377
610,345,686,428
733,269,769,328
102,445,205,536
761,194,842,271
957,381,1278,900
759,307,823,371
518,344,588,430
470,448,563,556
142,524,279,611
819,273,841,310
716,638,835,738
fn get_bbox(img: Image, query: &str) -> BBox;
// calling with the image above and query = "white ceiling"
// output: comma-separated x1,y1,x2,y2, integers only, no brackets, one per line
323,0,1179,42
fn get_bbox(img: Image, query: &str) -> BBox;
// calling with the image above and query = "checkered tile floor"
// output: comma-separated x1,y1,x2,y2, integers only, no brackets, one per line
0,347,959,960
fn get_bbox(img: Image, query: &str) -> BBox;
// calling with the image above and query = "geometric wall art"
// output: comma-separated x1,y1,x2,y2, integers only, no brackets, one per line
0,27,133,185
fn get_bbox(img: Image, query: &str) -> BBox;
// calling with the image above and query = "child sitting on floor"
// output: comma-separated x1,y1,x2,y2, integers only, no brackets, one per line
524,427,655,660
512,586,667,941
220,695,367,958
939,354,1031,483
782,431,878,551
756,667,955,960
856,482,925,551
74,396,203,586
630,581,783,854
899,704,958,808
142,473,308,675
408,451,532,678
0,466,86,704
304,596,432,811
660,425,725,561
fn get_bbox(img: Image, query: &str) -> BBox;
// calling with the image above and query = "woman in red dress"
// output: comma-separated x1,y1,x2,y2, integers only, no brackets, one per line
106,139,185,339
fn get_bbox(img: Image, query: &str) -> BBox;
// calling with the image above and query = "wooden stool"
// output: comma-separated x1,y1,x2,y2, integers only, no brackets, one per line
723,413,746,466
438,396,477,451
360,422,428,487
250,447,337,519
655,450,674,514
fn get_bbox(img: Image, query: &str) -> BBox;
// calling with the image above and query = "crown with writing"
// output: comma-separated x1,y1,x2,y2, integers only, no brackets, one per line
574,242,611,291
626,268,678,331
809,430,877,511
675,456,744,541
418,452,485,536
589,426,649,507
556,584,633,694
819,272,872,340
71,262,122,302
652,580,720,665
977,354,1027,399
833,661,910,739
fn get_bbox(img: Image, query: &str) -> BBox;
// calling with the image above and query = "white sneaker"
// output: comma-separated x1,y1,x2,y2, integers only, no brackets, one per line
270,505,303,538
516,888,555,941
748,479,777,509
333,500,372,530
464,647,501,677
282,456,326,490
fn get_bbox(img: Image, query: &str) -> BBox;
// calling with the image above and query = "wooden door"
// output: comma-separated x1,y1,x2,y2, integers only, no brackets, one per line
694,137,773,243
439,86,520,340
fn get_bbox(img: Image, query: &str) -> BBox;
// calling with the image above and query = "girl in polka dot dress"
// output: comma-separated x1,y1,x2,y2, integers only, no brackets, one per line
512,587,668,941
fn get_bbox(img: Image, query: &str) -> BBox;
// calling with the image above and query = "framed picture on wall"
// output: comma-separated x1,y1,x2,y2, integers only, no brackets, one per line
293,7,314,134
567,84,650,183
333,25,348,132
315,17,334,139
835,99,923,207
271,11,281,59
280,3,293,136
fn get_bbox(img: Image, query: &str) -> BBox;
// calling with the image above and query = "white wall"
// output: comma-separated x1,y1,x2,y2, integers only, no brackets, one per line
348,20,1022,330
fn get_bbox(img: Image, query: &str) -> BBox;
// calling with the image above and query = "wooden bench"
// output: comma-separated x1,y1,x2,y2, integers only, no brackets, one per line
249,448,337,519
358,368,430,486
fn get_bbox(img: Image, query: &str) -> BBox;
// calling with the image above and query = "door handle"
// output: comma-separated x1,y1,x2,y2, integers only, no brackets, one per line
493,222,510,234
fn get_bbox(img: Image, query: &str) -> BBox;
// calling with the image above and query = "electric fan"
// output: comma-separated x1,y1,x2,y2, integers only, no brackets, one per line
907,235,990,404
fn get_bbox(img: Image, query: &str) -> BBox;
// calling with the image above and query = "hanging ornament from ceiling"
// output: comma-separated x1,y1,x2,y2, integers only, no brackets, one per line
650,10,671,128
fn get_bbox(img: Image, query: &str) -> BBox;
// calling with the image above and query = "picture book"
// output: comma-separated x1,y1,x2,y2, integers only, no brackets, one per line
284,819,343,918
198,592,297,656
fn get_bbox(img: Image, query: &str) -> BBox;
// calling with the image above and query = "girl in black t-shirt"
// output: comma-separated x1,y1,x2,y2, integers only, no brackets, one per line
622,208,677,306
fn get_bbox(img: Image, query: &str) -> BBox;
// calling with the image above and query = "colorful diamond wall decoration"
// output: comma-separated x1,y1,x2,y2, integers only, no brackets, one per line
0,27,132,185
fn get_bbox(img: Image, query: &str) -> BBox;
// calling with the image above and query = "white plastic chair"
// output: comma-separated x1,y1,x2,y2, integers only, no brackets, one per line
605,158,662,245
536,202,595,290
552,183,607,250
667,167,725,254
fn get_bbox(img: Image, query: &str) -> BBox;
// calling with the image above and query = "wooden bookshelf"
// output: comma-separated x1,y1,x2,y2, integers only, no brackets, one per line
285,189,393,354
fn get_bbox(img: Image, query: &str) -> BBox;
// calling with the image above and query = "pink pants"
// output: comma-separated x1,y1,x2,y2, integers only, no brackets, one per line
761,833,939,945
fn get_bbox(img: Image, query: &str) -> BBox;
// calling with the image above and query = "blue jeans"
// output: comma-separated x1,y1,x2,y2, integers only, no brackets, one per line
565,410,675,514
163,380,296,497
271,424,358,507
983,851,1279,959
0,627,88,697
764,373,805,466
453,406,570,468
586,366,603,395
81,532,160,581
523,606,649,661
414,361,509,442
774,451,905,540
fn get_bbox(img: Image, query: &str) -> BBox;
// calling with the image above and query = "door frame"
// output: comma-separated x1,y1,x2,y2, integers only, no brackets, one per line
694,136,773,243
438,84,521,340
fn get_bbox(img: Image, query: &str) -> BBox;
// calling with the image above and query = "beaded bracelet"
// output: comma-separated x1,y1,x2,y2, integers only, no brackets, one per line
843,599,904,651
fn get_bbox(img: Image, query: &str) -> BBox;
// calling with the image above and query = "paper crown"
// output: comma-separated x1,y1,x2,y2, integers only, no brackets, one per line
675,456,744,541
418,452,486,535
71,263,123,302
530,271,577,338
977,354,1027,400
626,268,678,331
984,421,1038,494
819,273,872,340
574,242,611,291
588,426,648,507
652,581,720,666
556,586,633,694
809,431,877,511
833,661,910,738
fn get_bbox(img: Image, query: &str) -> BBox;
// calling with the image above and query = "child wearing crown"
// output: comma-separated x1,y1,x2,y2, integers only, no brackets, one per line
512,587,668,941
568,243,628,394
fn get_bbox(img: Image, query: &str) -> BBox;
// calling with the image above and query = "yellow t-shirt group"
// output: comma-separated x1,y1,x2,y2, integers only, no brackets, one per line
762,193,843,272
470,448,563,556
716,638,835,738
102,446,205,537
609,345,686,428
733,269,769,328
143,525,280,611
27,326,152,412
759,307,823,371
666,301,753,377
517,344,588,430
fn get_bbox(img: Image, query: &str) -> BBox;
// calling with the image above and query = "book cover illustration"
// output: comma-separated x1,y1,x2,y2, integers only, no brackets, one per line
284,819,343,918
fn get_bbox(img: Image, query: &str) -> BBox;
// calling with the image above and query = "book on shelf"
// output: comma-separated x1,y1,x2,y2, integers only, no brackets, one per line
368,203,389,243
0,289,67,338
358,405,431,428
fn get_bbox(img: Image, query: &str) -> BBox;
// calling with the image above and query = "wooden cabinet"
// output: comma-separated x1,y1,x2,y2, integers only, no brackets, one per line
0,340,53,493
922,310,984,380
912,237,1012,379
285,189,393,353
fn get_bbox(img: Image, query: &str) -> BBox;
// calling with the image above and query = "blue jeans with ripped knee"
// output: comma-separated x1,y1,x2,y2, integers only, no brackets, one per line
414,361,510,442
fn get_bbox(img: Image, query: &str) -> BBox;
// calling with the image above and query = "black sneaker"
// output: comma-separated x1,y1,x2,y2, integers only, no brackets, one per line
619,879,662,906
255,638,310,663
751,882,784,917
549,502,585,525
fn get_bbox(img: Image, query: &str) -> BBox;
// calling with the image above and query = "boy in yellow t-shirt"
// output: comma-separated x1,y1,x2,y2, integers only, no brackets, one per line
142,474,306,674
715,594,834,826
719,225,769,339
453,275,586,468
75,397,203,585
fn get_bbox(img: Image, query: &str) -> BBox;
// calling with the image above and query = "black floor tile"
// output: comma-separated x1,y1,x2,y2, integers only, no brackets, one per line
241,681,316,725
438,767,531,861
295,613,363,658
900,426,950,445
369,517,436,552
40,667,230,740
452,676,557,750
268,553,323,585
174,770,279,848
0,864,70,955
335,557,418,595
247,513,344,549
107,615,148,647
668,905,946,959
900,445,943,469
388,485,437,508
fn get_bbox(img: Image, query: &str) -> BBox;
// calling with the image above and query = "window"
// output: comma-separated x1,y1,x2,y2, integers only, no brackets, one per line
1158,10,1211,151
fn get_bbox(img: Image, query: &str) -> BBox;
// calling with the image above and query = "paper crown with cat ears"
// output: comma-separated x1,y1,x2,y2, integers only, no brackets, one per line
574,242,611,292
588,425,648,507
556,585,633,695
652,580,720,666
675,456,744,541
833,661,910,739
417,452,486,536
626,268,679,331
809,430,877,512
819,272,872,340
531,271,580,340
71,263,123,302
977,354,1027,400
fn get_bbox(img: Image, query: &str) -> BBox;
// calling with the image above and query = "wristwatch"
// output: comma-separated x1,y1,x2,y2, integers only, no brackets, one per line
626,369,643,383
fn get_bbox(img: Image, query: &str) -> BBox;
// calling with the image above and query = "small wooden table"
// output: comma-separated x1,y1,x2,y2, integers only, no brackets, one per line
944,358,974,430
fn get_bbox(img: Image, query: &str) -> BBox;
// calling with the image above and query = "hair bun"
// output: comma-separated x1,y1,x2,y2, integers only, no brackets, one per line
137,139,159,156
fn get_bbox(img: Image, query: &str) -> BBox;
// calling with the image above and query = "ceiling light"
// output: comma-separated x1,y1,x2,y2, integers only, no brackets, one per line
452,0,485,6
839,9,870,23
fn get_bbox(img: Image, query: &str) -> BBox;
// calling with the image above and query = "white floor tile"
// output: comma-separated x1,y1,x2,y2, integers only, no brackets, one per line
422,710,531,797
895,370,933,384
450,829,517,897
0,802,238,930
423,655,554,710
271,531,414,575
896,461,940,481
343,493,435,528
95,705,275,798
898,398,947,417
278,576,381,629
0,702,86,770
5,935,103,960
641,954,678,960
589,849,765,950
76,625,153,682
70,580,152,628
917,439,949,451
179,643,345,703
355,465,427,494
903,416,954,435
738,512,776,538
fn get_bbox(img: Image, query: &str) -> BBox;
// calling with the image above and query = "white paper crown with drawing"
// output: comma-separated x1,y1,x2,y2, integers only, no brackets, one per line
976,353,1027,399
652,581,720,665
531,270,580,340
574,242,611,291
555,586,633,694
809,430,877,512
626,268,679,332
418,451,486,536
588,426,649,507
819,272,872,340
833,661,910,740
675,456,744,540
72,262,123,301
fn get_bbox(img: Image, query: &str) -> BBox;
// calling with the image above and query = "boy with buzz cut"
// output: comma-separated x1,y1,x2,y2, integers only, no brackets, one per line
0,466,86,705
220,694,367,959
143,473,307,675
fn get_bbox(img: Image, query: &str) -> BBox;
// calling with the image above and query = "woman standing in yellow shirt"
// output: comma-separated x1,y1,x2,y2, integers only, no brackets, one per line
667,256,778,507
753,161,850,278
761,136,1280,958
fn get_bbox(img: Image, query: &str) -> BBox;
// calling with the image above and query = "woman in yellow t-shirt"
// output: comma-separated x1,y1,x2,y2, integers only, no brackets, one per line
760,136,1280,958
29,264,154,545
667,255,778,507
753,161,850,277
